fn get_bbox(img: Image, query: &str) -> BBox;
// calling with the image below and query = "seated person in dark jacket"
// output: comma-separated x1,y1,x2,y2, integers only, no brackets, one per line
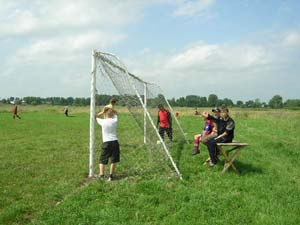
202,107,235,167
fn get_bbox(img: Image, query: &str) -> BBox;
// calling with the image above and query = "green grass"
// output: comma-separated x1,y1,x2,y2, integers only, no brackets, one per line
0,105,300,225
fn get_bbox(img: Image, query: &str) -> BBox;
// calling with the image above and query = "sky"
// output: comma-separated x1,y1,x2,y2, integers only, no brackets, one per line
0,0,300,102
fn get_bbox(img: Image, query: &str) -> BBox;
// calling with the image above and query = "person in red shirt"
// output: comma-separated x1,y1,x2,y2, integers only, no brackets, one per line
157,104,172,142
12,104,21,119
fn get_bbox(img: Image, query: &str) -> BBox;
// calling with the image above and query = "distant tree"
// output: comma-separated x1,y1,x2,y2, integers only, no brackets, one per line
199,97,207,107
269,95,283,108
96,94,111,106
168,98,177,106
261,102,267,108
254,98,262,108
245,100,255,108
223,98,234,107
186,95,200,107
208,94,218,107
23,96,42,105
84,98,90,106
14,97,21,104
216,99,224,107
284,99,300,108
67,97,74,105
236,100,244,107
176,97,186,107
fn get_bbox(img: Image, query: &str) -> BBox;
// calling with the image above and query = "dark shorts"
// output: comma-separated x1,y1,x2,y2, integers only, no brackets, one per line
100,140,120,164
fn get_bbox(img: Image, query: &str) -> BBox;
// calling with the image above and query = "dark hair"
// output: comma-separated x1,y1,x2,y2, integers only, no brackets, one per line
110,98,117,104
158,104,164,109
221,107,229,113
212,107,220,113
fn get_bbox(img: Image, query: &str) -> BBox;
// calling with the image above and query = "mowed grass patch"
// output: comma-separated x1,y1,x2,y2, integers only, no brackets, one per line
0,110,91,224
0,106,300,224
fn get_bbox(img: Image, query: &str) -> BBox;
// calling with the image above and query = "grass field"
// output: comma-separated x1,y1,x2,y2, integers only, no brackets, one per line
0,104,300,225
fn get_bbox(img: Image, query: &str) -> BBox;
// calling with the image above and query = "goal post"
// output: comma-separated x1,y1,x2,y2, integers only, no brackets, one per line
89,50,97,178
89,50,188,179
143,83,147,144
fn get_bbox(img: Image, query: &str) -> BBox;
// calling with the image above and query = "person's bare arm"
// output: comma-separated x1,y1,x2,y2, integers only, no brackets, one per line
202,111,209,118
214,131,227,140
96,110,105,118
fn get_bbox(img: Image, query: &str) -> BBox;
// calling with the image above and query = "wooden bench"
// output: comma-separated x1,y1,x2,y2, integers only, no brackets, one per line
217,142,248,174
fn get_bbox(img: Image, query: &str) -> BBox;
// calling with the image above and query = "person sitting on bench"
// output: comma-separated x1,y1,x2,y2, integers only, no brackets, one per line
192,115,216,156
202,106,235,167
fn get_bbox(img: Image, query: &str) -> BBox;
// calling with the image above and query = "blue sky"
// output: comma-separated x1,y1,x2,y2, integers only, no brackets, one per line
0,0,300,102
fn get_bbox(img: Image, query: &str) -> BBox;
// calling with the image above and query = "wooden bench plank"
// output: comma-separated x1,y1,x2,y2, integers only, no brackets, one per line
217,143,248,146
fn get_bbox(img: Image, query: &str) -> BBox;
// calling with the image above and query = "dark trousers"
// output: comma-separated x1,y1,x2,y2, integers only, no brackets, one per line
206,137,232,164
159,127,173,141
13,114,21,119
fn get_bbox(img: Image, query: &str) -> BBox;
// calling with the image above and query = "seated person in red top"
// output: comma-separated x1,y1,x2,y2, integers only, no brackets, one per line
157,104,172,142
192,112,216,155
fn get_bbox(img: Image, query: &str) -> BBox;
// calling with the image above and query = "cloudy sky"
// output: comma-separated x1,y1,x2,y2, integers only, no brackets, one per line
1,0,300,102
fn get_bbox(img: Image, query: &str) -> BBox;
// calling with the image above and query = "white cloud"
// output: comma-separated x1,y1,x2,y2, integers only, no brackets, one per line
0,0,147,38
126,38,298,101
283,31,300,47
165,43,218,69
172,0,216,18
12,31,127,64
164,42,269,73
0,10,40,36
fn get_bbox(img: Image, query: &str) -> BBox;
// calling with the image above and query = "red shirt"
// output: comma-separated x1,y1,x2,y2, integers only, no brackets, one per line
158,110,170,128
13,106,17,114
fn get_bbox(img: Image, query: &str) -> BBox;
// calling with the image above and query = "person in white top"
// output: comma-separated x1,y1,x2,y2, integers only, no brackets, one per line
64,106,69,117
96,108,119,181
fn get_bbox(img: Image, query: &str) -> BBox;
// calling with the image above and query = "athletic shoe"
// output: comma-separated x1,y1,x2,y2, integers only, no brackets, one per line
108,174,113,181
192,151,200,156
208,161,216,167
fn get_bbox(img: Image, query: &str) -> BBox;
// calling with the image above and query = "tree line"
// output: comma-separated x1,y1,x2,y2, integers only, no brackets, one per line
1,94,300,109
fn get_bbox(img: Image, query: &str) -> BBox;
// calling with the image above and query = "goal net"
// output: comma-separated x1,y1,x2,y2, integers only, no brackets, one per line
89,50,188,180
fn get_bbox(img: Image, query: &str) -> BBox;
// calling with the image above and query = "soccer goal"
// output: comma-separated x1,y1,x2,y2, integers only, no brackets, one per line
89,50,188,180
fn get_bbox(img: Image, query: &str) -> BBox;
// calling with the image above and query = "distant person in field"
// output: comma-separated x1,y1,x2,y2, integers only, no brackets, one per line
12,104,21,119
157,104,172,142
192,111,216,156
103,98,117,118
202,106,235,167
64,106,69,117
96,108,120,181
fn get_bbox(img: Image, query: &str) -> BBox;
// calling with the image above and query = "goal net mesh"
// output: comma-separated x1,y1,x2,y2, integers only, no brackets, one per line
94,52,187,179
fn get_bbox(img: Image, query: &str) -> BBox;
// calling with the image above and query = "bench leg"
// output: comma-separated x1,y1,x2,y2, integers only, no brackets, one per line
222,150,241,174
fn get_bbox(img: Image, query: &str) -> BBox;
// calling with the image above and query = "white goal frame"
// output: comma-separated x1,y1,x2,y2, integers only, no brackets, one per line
89,50,188,180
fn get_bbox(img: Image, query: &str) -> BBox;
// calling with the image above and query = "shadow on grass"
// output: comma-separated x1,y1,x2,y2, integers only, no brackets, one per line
171,139,186,167
218,159,264,175
103,169,172,181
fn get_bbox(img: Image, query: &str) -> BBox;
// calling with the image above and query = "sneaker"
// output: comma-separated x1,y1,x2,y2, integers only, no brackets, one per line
192,151,200,156
208,161,216,167
108,174,113,181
